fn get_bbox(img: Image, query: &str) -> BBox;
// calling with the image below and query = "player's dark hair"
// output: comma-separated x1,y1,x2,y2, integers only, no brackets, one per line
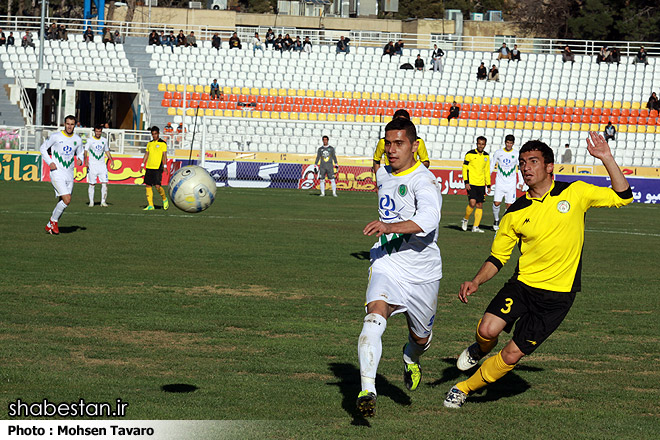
151,126,160,133
385,118,417,144
392,109,411,120
64,114,76,123
505,134,515,142
322,135,329,140
95,124,103,130
476,135,487,143
520,140,555,164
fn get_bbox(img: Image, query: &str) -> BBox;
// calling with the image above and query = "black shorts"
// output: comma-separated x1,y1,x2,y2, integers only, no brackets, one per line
467,185,486,203
144,168,163,186
485,280,576,355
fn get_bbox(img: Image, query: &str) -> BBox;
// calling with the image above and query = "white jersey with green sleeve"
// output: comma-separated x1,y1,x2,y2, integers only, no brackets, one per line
370,161,443,284
85,136,109,171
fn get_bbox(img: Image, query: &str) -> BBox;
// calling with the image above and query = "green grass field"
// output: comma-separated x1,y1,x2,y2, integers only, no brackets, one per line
1,181,659,439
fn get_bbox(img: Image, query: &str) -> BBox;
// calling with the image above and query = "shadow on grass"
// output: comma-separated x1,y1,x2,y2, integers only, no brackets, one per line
161,384,198,393
443,225,465,232
350,251,371,260
428,357,541,404
59,225,86,234
327,362,411,427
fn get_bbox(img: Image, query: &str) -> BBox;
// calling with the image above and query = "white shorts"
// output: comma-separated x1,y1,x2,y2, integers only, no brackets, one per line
87,166,108,184
51,170,74,197
365,269,439,338
493,184,517,205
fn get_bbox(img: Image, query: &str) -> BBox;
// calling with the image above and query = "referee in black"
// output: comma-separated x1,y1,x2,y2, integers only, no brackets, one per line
443,132,633,408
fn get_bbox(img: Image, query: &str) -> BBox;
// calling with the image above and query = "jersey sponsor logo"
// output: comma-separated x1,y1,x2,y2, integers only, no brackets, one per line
526,340,537,345
379,194,397,220
398,184,407,196
53,150,74,168
523,218,530,225
557,200,571,213
379,233,412,255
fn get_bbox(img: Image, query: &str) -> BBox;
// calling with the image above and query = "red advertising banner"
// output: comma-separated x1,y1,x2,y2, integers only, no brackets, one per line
41,158,178,185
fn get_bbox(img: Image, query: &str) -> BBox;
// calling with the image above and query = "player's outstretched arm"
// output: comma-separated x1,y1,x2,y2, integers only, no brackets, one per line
363,220,422,237
459,260,499,304
586,131,629,192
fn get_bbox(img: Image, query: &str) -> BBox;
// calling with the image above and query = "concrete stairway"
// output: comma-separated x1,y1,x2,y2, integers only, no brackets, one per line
0,70,28,127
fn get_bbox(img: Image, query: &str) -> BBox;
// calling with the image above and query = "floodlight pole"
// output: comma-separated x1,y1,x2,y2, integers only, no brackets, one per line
35,0,48,127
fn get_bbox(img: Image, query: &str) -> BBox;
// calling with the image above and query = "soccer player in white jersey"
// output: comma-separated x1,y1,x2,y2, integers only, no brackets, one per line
490,134,523,231
84,124,115,207
356,118,443,417
40,115,84,235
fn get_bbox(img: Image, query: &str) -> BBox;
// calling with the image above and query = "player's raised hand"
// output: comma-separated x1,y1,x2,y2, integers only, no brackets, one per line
586,131,613,161
363,220,391,237
458,280,479,304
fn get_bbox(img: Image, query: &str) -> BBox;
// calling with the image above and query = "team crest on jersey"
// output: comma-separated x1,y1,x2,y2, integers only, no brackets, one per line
557,200,571,213
398,184,407,196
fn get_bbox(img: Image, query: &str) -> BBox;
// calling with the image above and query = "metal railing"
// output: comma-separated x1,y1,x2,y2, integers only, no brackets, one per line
15,76,33,125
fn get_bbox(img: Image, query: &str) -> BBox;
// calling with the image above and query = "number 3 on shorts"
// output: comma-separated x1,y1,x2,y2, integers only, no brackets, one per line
500,298,513,314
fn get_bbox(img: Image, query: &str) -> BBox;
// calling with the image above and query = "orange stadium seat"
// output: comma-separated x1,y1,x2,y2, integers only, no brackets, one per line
433,110,442,118
555,107,564,115
199,101,208,109
192,93,200,100
545,107,555,115
564,107,573,116
320,105,328,113
257,96,266,103
583,108,592,116
425,102,433,110
497,113,506,121
227,102,236,110
602,108,612,116
525,114,534,122
640,109,649,117
292,104,301,112
201,93,210,101
276,96,285,104
274,104,282,112
647,117,657,125
208,101,217,109
593,108,602,116
164,91,172,99
611,109,620,117
228,94,238,102
173,92,182,100
415,101,424,109
266,96,275,104
302,105,310,113
254,103,263,111
573,108,582,116
507,112,516,121
423,110,433,118
248,95,256,104
303,97,312,105
285,97,294,104
469,111,478,119
544,115,553,122
217,102,227,109
488,112,497,121
188,100,199,108
650,110,659,118
161,99,171,107
631,109,640,117
580,115,590,123
283,104,291,112
571,115,580,123
562,115,572,123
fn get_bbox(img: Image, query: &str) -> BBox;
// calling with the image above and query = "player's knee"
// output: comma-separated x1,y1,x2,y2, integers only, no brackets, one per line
411,333,429,346
477,321,500,340
501,345,524,365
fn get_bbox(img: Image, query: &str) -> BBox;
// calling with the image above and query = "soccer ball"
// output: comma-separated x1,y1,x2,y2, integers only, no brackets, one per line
168,165,217,213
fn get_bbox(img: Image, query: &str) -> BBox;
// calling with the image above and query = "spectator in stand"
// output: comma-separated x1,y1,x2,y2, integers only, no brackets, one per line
229,32,242,49
0,29,5,46
265,28,275,49
610,47,620,64
149,30,159,45
22,31,36,48
293,36,303,52
252,32,264,54
176,30,187,47
187,31,197,48
633,46,648,65
646,92,660,112
83,28,94,43
431,44,444,72
47,23,57,40
562,45,575,63
394,39,404,55
477,62,487,80
282,33,293,51
496,42,510,61
303,36,312,54
604,121,616,142
561,143,572,164
161,31,174,52
58,24,68,40
596,46,611,64
510,44,521,61
212,32,221,50
448,101,460,121
210,79,223,100
6,32,14,46
336,36,350,54
273,34,283,52
487,64,499,81
383,41,395,58
102,28,114,45
414,54,425,71
114,30,122,44
163,123,174,142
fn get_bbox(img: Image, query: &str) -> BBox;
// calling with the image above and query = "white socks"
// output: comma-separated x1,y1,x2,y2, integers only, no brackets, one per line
403,332,432,365
330,179,336,196
51,200,68,222
493,203,501,222
101,184,107,203
88,184,95,204
358,313,387,394
320,178,325,196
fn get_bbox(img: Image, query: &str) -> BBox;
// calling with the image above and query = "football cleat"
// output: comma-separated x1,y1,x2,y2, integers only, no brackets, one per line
461,218,468,231
472,227,485,233
402,347,422,391
356,391,377,417
457,343,484,371
493,220,499,231
88,202,94,207
443,386,467,409
143,205,155,211
100,202,108,207
163,198,169,210
45,221,59,235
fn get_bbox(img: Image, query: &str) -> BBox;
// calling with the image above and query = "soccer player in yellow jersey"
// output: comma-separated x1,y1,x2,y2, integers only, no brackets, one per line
443,132,633,408
140,126,169,211
461,136,491,233
372,109,430,174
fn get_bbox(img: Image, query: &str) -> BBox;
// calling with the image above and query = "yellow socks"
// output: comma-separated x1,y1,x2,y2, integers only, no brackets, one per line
156,186,167,201
464,205,474,220
146,186,154,206
456,351,515,394
476,320,498,354
474,208,483,227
